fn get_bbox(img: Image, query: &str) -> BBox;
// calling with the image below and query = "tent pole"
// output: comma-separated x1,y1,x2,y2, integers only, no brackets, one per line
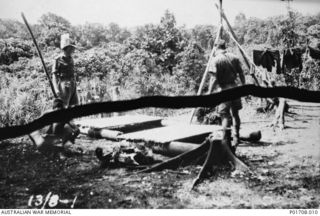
188,0,224,123
214,3,260,86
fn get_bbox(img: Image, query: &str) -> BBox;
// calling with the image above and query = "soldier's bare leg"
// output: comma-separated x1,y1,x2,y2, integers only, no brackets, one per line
230,108,241,148
269,98,285,130
65,85,80,144
221,113,232,151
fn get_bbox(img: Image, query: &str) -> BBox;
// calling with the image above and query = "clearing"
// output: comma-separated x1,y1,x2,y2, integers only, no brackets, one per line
0,101,319,208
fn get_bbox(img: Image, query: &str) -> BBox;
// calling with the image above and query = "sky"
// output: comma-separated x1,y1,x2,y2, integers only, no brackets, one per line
0,0,319,27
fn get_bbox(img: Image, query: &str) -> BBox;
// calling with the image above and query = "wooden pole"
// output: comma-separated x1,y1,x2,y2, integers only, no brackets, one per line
188,0,224,123
195,24,222,97
219,0,223,25
214,4,260,86
21,13,58,98
226,30,260,86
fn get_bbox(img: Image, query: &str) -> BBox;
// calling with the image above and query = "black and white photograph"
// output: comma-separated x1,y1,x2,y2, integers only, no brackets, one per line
0,0,319,212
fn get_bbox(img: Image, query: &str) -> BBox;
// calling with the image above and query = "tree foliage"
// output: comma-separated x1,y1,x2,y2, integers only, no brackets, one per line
0,9,320,126
38,13,72,47
0,38,34,65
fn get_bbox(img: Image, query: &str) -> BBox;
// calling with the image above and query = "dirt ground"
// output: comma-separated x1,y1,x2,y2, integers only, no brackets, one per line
0,101,319,209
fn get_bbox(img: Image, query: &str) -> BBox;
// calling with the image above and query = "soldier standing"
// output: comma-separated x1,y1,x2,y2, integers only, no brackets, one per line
208,40,246,151
52,34,79,108
29,34,81,157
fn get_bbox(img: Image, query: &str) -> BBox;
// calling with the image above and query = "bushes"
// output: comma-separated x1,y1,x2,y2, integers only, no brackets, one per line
0,38,34,65
173,41,207,93
0,47,56,127
1,10,320,127
300,59,320,90
0,73,51,127
75,44,124,80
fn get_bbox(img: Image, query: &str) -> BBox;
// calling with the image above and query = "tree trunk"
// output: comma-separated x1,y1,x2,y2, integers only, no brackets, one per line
140,132,250,190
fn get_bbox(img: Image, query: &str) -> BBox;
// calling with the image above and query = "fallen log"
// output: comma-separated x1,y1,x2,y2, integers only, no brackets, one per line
79,127,123,140
152,130,262,157
152,141,199,157
139,138,210,173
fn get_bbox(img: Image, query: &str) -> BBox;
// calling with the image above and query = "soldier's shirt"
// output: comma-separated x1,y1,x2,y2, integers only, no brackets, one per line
208,50,243,89
52,55,75,80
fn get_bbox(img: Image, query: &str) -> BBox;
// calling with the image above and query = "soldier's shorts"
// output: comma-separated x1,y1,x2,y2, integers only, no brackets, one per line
217,83,242,116
217,98,242,116
57,80,79,107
